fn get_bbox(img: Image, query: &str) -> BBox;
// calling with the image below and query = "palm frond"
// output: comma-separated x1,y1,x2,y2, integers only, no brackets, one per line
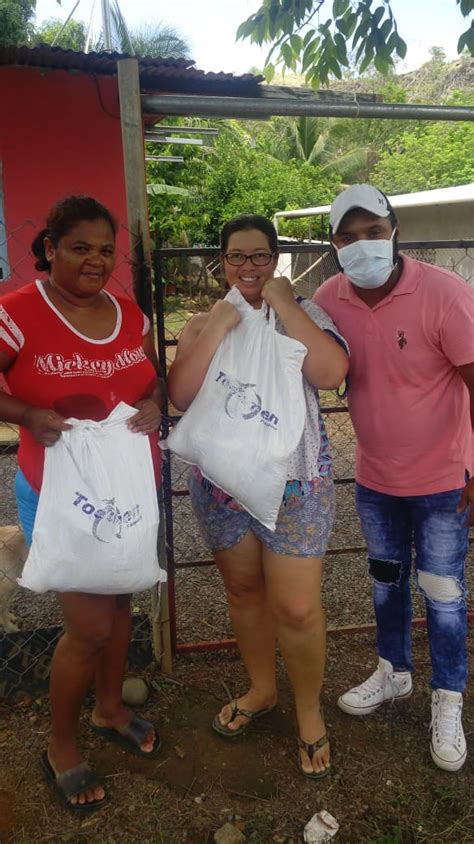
319,147,371,180
130,21,191,59
110,0,133,53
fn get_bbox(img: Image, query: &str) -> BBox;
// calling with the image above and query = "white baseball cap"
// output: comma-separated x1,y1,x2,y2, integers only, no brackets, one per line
330,184,392,233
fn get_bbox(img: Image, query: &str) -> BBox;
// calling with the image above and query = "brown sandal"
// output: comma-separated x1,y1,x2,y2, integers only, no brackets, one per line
212,699,276,737
297,734,331,780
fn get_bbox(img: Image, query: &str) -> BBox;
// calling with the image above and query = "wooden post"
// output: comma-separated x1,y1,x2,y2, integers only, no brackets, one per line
117,58,172,673
117,57,153,318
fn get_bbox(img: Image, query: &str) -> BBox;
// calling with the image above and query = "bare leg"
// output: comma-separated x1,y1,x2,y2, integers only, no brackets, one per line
215,530,277,731
92,595,155,752
264,550,329,775
94,595,131,718
48,592,115,805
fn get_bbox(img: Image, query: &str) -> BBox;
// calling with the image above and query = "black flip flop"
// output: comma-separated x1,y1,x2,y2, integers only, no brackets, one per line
297,734,331,780
39,751,108,815
212,699,276,737
91,714,161,758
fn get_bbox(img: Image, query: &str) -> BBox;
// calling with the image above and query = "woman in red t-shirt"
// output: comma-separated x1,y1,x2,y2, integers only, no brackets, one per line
0,196,164,813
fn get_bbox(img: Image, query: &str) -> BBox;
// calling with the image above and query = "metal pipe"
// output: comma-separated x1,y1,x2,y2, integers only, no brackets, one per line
175,613,474,654
84,0,96,53
142,94,474,122
144,136,203,145
174,545,368,569
51,0,81,46
145,155,185,162
148,126,219,136
155,240,474,258
101,0,113,51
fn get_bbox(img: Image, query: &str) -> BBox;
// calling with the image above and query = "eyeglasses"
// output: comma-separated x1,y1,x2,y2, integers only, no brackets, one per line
224,251,275,267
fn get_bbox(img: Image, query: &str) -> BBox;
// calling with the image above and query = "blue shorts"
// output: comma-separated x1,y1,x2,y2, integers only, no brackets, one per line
15,468,39,548
188,470,335,558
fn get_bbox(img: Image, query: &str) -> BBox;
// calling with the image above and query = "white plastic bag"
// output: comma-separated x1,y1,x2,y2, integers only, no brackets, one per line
19,402,161,594
304,810,339,843
163,287,307,530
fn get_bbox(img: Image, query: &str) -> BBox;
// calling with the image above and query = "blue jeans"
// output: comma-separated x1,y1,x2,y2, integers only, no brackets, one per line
355,482,469,693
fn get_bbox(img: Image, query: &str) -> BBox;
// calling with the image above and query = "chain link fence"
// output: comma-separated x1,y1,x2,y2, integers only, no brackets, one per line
154,241,474,654
1,238,472,694
0,220,159,697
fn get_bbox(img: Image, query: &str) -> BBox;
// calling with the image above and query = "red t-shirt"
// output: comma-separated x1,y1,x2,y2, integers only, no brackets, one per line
0,280,161,492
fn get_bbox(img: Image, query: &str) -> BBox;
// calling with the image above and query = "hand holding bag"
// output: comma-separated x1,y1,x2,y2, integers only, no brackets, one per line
163,287,307,530
19,402,162,594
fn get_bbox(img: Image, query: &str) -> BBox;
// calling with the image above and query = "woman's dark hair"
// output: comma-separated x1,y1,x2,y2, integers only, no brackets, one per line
220,214,278,255
31,195,117,272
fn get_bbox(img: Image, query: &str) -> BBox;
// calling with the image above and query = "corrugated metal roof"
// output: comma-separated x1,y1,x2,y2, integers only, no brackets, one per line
0,45,263,96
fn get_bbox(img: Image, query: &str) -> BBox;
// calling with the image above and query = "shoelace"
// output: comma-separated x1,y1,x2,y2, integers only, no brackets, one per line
431,699,462,745
357,669,397,703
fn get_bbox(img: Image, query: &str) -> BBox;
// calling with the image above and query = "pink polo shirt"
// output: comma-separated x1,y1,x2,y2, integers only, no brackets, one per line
313,255,474,496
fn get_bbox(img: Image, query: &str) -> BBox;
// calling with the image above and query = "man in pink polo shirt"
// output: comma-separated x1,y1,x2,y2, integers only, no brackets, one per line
313,184,474,772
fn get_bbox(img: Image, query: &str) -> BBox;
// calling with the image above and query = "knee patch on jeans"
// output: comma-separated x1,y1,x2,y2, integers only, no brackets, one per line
369,557,401,584
417,570,462,602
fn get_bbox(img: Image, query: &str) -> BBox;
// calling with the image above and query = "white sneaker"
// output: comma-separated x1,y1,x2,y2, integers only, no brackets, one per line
430,689,467,772
338,657,413,715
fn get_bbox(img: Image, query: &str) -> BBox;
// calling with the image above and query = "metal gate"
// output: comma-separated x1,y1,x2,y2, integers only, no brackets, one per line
1,239,472,693
153,240,474,656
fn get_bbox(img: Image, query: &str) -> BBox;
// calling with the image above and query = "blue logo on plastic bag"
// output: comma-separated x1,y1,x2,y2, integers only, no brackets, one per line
215,371,278,429
73,492,142,543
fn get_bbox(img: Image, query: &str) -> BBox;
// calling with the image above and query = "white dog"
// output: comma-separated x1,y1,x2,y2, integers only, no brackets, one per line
0,525,27,633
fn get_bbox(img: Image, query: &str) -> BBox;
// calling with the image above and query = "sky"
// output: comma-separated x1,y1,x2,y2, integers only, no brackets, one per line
33,0,467,76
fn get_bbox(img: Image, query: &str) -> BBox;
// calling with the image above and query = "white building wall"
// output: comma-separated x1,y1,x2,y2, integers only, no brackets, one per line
397,202,473,240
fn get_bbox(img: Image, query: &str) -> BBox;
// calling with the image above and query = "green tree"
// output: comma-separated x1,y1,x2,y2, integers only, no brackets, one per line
253,114,371,180
147,124,341,246
146,118,218,246
34,17,87,51
371,94,474,192
237,0,474,88
0,0,35,47
327,78,418,178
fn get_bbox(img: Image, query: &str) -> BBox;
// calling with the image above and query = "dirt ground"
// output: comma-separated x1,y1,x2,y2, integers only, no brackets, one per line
0,629,472,844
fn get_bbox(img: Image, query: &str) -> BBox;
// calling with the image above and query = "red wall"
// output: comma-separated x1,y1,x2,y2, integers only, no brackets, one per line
0,67,134,297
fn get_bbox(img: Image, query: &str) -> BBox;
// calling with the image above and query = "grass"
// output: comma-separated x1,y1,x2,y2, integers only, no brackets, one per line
164,310,189,339
163,296,215,341
372,828,403,844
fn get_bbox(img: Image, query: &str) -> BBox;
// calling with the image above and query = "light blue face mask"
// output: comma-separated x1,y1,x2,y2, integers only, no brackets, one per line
336,230,396,289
